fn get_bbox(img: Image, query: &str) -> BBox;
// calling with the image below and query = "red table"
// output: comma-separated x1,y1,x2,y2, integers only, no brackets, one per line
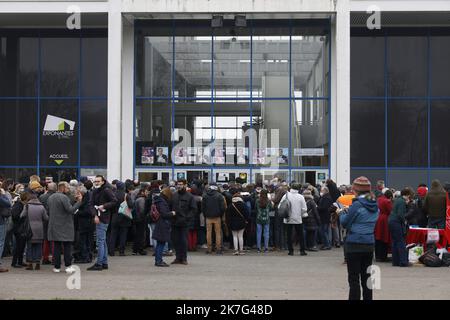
406,228,448,251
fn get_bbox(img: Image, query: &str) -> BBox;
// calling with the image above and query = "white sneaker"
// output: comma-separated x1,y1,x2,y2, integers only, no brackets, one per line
65,266,76,274
53,268,61,273
201,244,208,249
233,251,239,256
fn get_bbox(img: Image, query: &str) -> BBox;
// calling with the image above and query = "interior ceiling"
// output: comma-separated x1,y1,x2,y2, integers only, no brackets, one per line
148,37,325,88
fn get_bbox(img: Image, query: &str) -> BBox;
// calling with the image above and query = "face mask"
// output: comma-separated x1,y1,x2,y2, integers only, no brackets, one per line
94,184,101,189
320,193,325,197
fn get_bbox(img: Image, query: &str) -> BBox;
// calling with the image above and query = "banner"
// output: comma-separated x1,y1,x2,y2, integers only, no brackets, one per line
446,192,450,245
40,110,77,166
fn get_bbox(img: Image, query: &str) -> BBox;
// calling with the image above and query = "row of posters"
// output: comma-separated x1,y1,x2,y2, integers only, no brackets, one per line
139,146,291,165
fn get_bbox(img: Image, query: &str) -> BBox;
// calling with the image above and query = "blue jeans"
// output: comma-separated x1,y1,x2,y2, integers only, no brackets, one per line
155,241,166,265
26,241,42,263
389,220,408,266
0,224,6,264
96,223,109,265
256,223,270,250
149,223,157,247
320,223,331,248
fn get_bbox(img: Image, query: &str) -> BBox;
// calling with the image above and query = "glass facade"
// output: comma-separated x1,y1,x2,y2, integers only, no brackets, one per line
135,19,331,183
351,28,450,188
0,29,107,182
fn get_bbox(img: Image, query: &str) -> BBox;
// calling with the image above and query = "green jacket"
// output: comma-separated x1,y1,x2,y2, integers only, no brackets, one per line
256,201,272,225
388,197,407,224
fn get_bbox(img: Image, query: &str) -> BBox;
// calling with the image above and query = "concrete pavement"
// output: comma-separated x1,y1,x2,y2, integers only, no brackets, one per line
1,248,449,300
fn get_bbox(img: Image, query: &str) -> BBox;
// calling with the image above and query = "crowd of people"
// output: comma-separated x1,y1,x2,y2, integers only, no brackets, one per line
0,174,448,300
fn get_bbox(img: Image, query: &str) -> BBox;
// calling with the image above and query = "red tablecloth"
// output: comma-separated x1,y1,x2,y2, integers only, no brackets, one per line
406,228,448,250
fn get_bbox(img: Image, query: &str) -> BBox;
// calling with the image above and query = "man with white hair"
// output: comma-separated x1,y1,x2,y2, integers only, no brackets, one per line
69,179,79,187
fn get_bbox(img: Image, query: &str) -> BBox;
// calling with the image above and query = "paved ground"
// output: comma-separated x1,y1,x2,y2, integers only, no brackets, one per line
1,248,449,300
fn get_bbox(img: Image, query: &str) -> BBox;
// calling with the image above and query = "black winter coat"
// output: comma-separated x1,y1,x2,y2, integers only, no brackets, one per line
171,191,197,228
89,184,118,224
77,191,94,233
202,189,225,218
303,198,321,230
11,201,25,234
318,194,334,224
110,188,131,228
226,199,249,231
152,195,173,242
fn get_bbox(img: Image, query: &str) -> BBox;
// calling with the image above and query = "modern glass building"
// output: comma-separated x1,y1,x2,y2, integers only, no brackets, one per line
1,0,450,189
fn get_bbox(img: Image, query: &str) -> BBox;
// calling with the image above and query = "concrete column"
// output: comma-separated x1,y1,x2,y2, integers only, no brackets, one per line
107,0,122,181
121,17,134,180
331,0,351,185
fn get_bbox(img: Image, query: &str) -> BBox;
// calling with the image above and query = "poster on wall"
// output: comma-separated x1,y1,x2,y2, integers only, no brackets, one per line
174,147,189,165
294,148,325,157
267,148,289,164
196,147,211,164
154,147,169,165
40,109,78,166
317,172,327,182
236,147,248,164
141,147,154,164
176,172,186,181
213,148,225,164
252,148,266,165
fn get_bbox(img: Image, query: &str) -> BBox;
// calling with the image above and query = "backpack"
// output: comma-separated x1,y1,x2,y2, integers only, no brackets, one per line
419,246,442,267
277,193,291,219
150,203,161,222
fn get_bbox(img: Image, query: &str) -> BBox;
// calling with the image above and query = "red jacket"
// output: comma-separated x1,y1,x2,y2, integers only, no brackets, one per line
375,195,392,243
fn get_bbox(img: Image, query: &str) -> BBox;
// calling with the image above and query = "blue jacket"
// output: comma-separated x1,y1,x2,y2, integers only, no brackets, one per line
340,195,379,245
0,194,12,225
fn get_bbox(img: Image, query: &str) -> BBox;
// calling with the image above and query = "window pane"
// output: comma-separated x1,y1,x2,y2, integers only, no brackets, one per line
174,100,211,166
350,100,385,167
80,168,107,180
431,101,450,167
388,100,427,167
41,38,80,97
0,36,38,97
252,23,290,99
80,100,107,166
174,23,211,99
388,37,427,97
213,23,251,100
430,170,450,185
350,36,384,97
40,168,78,183
40,100,78,166
387,169,428,190
0,100,37,165
0,168,37,184
291,100,329,167
350,169,386,189
81,37,107,97
292,35,328,98
136,100,173,166
430,36,450,97
136,36,173,98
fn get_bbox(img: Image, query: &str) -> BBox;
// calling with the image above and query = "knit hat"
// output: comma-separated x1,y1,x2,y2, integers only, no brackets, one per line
29,181,42,191
417,186,428,198
352,176,371,193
